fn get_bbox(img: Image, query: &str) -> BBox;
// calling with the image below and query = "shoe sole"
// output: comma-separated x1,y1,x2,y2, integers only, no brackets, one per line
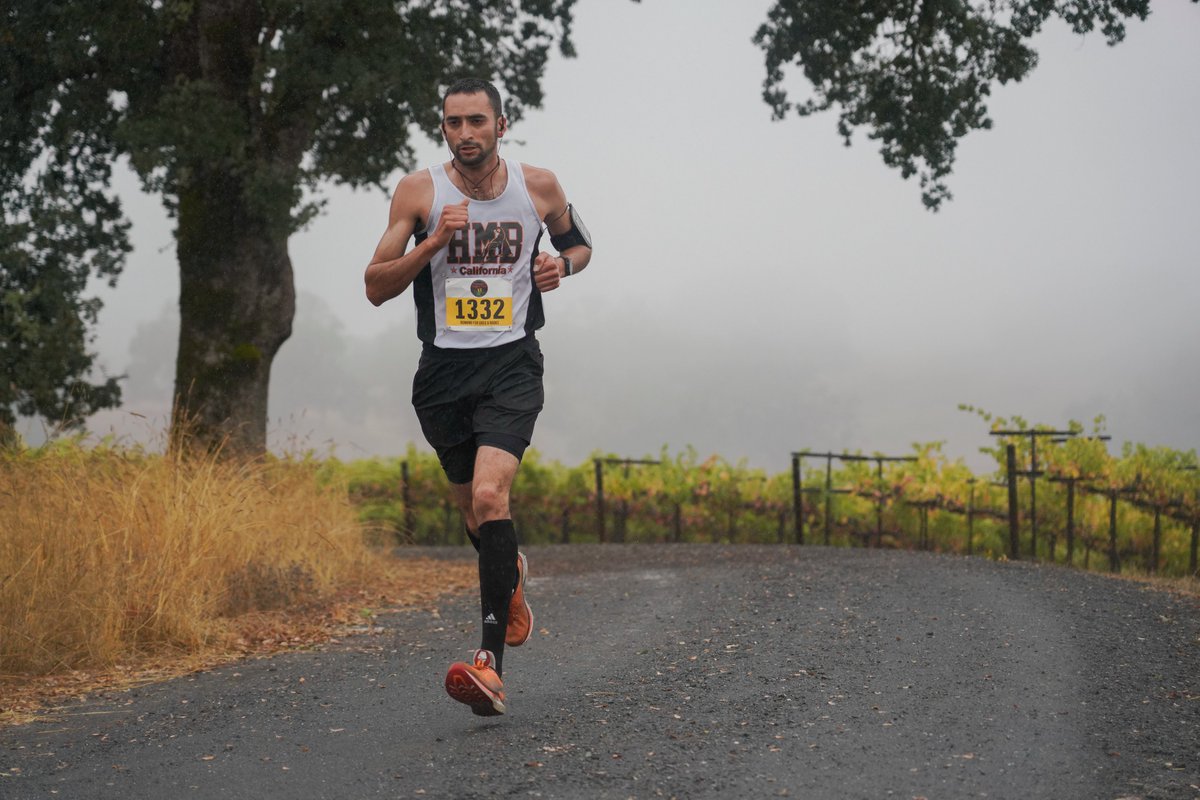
445,664,506,716
507,552,533,647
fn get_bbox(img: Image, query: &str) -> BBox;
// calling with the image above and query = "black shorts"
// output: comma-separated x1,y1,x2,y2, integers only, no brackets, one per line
412,336,545,484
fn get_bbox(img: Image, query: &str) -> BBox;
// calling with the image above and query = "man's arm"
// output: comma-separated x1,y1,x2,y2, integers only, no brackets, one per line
364,172,469,307
523,165,592,294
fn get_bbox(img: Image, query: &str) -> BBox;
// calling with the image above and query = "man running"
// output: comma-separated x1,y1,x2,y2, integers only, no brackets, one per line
364,78,592,716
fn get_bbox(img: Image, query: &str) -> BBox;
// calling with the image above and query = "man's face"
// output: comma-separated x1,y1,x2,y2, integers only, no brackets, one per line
442,92,502,167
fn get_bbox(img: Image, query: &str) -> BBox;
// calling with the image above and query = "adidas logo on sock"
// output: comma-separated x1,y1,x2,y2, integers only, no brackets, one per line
483,613,498,625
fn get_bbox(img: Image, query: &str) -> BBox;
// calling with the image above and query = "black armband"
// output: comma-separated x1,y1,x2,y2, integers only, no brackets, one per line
549,203,592,251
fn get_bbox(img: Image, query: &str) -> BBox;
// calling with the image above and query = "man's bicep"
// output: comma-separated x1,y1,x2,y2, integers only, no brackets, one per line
371,217,417,264
543,180,572,235
523,166,569,229
372,186,423,262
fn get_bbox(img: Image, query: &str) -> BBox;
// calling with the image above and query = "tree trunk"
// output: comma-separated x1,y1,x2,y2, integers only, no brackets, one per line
172,168,294,455
158,0,296,456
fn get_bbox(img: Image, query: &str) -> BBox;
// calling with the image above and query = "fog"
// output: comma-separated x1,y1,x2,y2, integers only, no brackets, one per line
74,0,1200,473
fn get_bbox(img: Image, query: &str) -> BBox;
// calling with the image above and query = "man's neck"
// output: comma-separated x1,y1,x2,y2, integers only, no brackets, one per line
449,155,504,199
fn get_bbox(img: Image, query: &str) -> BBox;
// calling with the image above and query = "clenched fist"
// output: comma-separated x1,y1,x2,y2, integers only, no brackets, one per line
433,198,470,246
532,252,563,293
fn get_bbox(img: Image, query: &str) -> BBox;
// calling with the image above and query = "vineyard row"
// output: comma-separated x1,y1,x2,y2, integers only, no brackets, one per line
324,417,1200,580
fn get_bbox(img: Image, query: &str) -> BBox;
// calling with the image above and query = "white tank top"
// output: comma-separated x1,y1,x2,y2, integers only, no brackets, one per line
411,158,545,349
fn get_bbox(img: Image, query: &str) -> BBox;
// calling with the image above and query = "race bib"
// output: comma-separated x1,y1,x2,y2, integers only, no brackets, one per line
445,277,513,331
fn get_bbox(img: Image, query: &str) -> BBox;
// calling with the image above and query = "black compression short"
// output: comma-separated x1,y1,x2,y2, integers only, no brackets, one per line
411,336,545,484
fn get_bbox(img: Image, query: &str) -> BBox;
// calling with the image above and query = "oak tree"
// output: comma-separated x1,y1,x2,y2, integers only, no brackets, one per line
3,0,579,452
754,0,1196,209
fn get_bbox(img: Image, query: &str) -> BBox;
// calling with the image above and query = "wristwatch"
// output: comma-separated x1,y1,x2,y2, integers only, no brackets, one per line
560,255,574,277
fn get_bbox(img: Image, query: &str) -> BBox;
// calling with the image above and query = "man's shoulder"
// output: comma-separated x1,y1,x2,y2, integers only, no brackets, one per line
519,163,560,192
390,168,437,219
395,167,436,194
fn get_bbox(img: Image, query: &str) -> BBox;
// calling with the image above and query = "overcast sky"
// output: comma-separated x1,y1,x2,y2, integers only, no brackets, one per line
71,0,1200,474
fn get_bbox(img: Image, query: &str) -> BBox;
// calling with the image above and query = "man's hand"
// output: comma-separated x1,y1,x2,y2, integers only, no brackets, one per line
533,252,563,292
432,198,470,246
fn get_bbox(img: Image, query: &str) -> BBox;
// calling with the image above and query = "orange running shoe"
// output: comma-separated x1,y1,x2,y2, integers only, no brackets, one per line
444,649,506,716
506,551,533,647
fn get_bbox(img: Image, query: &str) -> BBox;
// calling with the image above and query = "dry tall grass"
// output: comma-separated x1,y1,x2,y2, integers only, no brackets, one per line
0,442,375,676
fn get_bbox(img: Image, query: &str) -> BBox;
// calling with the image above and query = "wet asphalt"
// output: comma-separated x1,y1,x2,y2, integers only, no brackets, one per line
2,544,1199,800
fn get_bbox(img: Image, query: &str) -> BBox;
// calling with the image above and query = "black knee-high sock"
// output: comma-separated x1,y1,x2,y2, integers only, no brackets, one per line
467,527,521,592
478,519,518,676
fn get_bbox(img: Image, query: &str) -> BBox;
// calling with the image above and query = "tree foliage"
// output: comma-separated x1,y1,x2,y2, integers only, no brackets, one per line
2,0,580,451
1,3,132,439
754,0,1195,210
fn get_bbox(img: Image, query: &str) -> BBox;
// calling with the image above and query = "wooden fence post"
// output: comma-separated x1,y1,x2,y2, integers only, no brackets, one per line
1066,480,1076,566
791,454,804,545
594,458,606,543
400,460,414,545
1006,444,1020,560
875,460,884,548
826,456,835,546
1108,492,1120,573
1029,437,1039,560
966,479,978,557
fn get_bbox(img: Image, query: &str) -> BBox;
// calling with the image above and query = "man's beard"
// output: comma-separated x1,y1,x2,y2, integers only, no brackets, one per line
454,142,494,168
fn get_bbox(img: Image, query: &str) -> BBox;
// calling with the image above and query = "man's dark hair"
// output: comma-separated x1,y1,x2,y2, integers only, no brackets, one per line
442,78,504,119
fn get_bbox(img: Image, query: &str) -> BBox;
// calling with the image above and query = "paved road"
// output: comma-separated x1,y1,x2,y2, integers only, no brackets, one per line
3,545,1199,799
